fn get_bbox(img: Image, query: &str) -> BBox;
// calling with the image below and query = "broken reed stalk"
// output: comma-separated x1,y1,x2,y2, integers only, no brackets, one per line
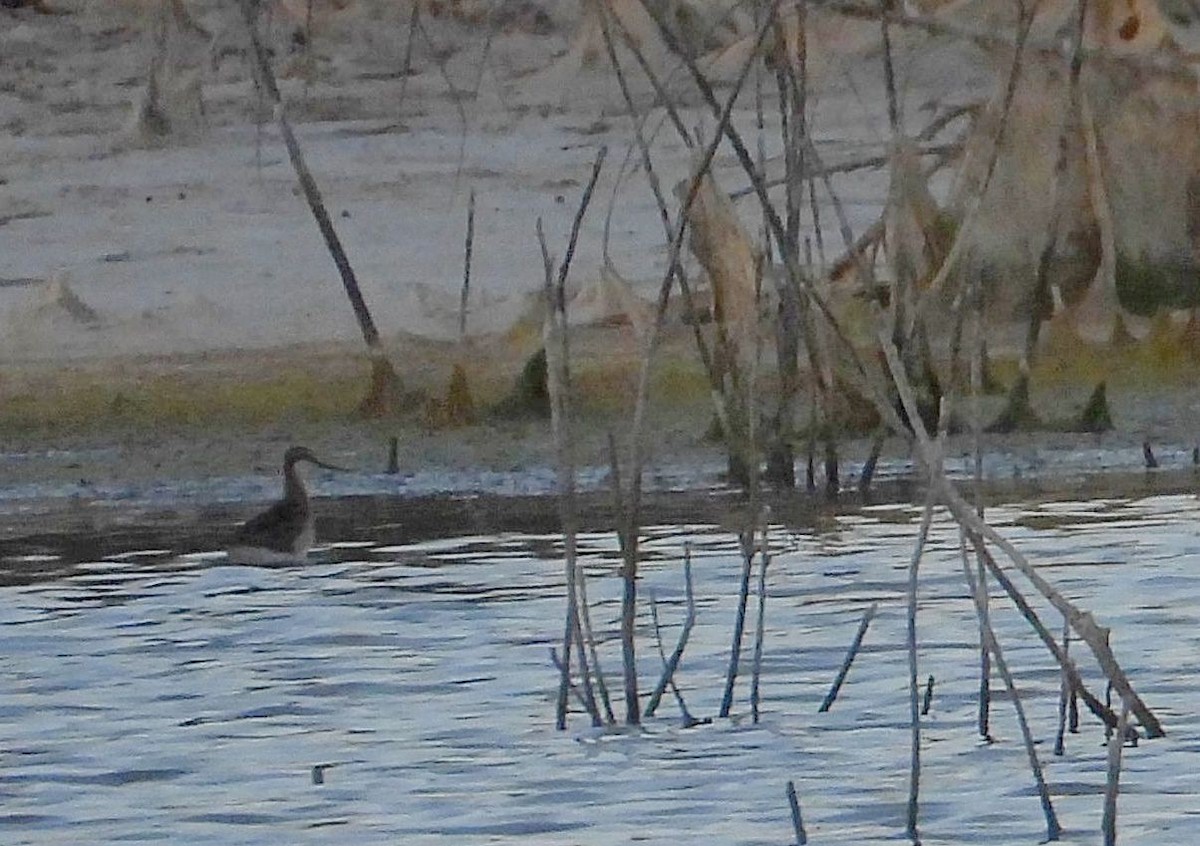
971,536,1116,729
750,525,771,723
786,780,809,845
649,590,702,727
819,602,878,712
1102,702,1130,846
881,334,1162,738
959,530,1062,841
955,500,1162,737
237,0,403,413
904,489,936,844
644,546,698,719
543,150,614,727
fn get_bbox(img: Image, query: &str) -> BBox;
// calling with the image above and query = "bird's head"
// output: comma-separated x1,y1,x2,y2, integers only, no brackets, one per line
284,445,349,472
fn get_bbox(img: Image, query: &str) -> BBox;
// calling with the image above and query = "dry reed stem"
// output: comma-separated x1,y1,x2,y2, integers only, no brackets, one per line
858,430,884,496
952,497,1162,737
1026,0,1088,371
968,272,992,740
903,487,937,844
637,0,911,441
647,562,706,727
542,148,624,725
411,12,470,190
732,143,962,199
603,1,695,148
818,601,878,712
750,521,771,723
540,150,610,728
459,189,475,340
720,523,760,718
596,2,720,390
549,647,592,715
237,0,404,415
602,2,780,724
959,529,1062,841
879,0,900,135
1055,614,1072,755
623,0,781,565
814,0,1196,83
907,1,1037,341
972,537,1117,729
1071,88,1121,343
397,0,420,115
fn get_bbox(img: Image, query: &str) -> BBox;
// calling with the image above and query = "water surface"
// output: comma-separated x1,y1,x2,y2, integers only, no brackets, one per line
2,492,1198,844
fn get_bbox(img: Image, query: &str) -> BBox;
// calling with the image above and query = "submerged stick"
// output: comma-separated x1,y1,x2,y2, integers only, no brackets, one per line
549,647,590,714
819,602,878,712
1102,702,1131,846
786,780,808,845
720,528,758,719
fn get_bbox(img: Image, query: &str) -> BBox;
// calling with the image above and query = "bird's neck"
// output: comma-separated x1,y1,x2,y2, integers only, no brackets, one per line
283,461,308,506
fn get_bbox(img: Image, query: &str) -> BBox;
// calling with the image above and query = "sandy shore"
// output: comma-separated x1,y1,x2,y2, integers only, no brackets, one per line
2,1,1199,528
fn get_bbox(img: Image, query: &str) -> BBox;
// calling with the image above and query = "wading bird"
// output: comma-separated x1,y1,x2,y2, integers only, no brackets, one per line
227,446,347,564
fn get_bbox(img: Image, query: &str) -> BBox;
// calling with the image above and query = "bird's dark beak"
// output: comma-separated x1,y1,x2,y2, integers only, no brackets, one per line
313,459,350,472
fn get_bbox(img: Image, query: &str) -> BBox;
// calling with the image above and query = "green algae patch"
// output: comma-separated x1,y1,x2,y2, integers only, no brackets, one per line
0,366,369,436
1033,314,1200,390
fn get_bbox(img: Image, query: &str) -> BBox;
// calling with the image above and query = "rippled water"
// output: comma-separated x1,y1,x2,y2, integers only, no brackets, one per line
2,492,1199,844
